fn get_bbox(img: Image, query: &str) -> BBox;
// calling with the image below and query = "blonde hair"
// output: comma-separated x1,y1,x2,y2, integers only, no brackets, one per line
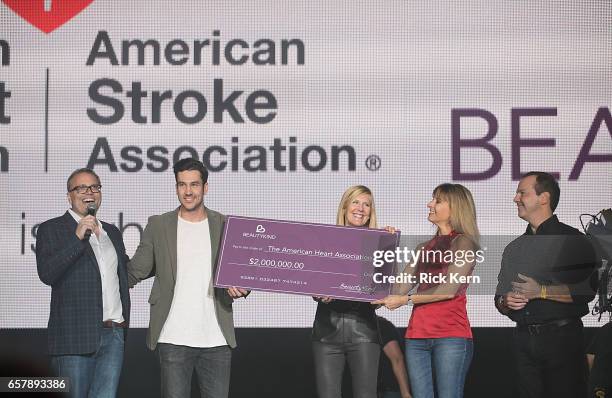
433,183,479,243
336,185,378,228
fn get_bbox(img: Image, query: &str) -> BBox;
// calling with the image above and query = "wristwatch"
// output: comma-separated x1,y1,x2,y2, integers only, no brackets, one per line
496,295,505,308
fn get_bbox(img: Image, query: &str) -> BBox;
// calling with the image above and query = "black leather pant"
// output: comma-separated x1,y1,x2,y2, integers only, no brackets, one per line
312,341,380,398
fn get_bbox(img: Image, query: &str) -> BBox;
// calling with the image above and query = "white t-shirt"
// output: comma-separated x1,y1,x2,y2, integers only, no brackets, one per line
158,216,227,347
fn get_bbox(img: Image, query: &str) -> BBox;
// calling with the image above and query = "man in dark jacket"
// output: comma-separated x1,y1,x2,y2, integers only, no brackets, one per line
36,168,130,398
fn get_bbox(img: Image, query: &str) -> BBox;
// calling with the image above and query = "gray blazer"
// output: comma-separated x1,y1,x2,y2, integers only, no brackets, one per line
127,207,236,350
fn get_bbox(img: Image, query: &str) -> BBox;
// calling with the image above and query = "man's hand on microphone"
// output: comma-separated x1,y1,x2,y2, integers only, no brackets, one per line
76,216,99,240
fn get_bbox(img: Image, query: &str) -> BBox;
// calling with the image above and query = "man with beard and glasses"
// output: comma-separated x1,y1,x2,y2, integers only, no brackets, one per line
128,158,248,398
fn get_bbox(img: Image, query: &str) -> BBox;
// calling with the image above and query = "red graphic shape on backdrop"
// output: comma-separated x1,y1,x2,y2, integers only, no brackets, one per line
2,0,94,34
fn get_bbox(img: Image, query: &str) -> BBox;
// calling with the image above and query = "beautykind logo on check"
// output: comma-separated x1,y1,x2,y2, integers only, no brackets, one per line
242,224,277,240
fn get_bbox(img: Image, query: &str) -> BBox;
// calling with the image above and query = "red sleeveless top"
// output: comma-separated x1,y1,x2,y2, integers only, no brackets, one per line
406,232,473,339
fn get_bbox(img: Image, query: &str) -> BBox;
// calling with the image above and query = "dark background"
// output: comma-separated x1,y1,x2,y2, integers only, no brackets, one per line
0,327,598,397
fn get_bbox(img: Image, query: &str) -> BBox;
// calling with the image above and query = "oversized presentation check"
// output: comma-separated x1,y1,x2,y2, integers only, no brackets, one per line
214,216,400,301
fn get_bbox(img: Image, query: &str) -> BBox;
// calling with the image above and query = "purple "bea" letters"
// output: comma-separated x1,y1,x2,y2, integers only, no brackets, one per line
451,107,612,181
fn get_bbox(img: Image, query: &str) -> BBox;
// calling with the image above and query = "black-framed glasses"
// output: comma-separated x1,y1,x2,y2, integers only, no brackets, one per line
68,184,102,194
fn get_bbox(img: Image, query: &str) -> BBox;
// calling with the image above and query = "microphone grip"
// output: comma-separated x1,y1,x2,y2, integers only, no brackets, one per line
83,204,97,240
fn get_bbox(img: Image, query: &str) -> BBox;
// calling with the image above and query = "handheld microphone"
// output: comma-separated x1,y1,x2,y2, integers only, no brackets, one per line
84,203,98,240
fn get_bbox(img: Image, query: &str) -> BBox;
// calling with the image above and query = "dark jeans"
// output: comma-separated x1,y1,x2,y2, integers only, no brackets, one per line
405,337,473,398
312,341,380,398
157,343,231,398
51,327,124,398
514,319,588,398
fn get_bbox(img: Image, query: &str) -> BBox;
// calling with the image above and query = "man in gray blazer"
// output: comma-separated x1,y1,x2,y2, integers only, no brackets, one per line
128,158,247,398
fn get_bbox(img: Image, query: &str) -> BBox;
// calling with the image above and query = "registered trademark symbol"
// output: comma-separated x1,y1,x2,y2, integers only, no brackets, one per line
365,155,381,171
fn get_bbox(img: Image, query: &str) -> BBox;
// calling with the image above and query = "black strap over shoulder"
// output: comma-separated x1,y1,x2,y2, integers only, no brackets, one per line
582,209,612,320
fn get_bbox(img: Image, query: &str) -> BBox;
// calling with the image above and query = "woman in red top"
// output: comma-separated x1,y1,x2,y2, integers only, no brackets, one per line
374,183,479,398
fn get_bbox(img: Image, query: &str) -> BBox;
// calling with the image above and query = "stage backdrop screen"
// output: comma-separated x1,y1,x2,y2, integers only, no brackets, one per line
0,0,610,328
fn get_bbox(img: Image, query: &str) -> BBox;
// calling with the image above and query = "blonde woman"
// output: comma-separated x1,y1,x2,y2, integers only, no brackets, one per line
374,183,479,398
312,185,383,398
